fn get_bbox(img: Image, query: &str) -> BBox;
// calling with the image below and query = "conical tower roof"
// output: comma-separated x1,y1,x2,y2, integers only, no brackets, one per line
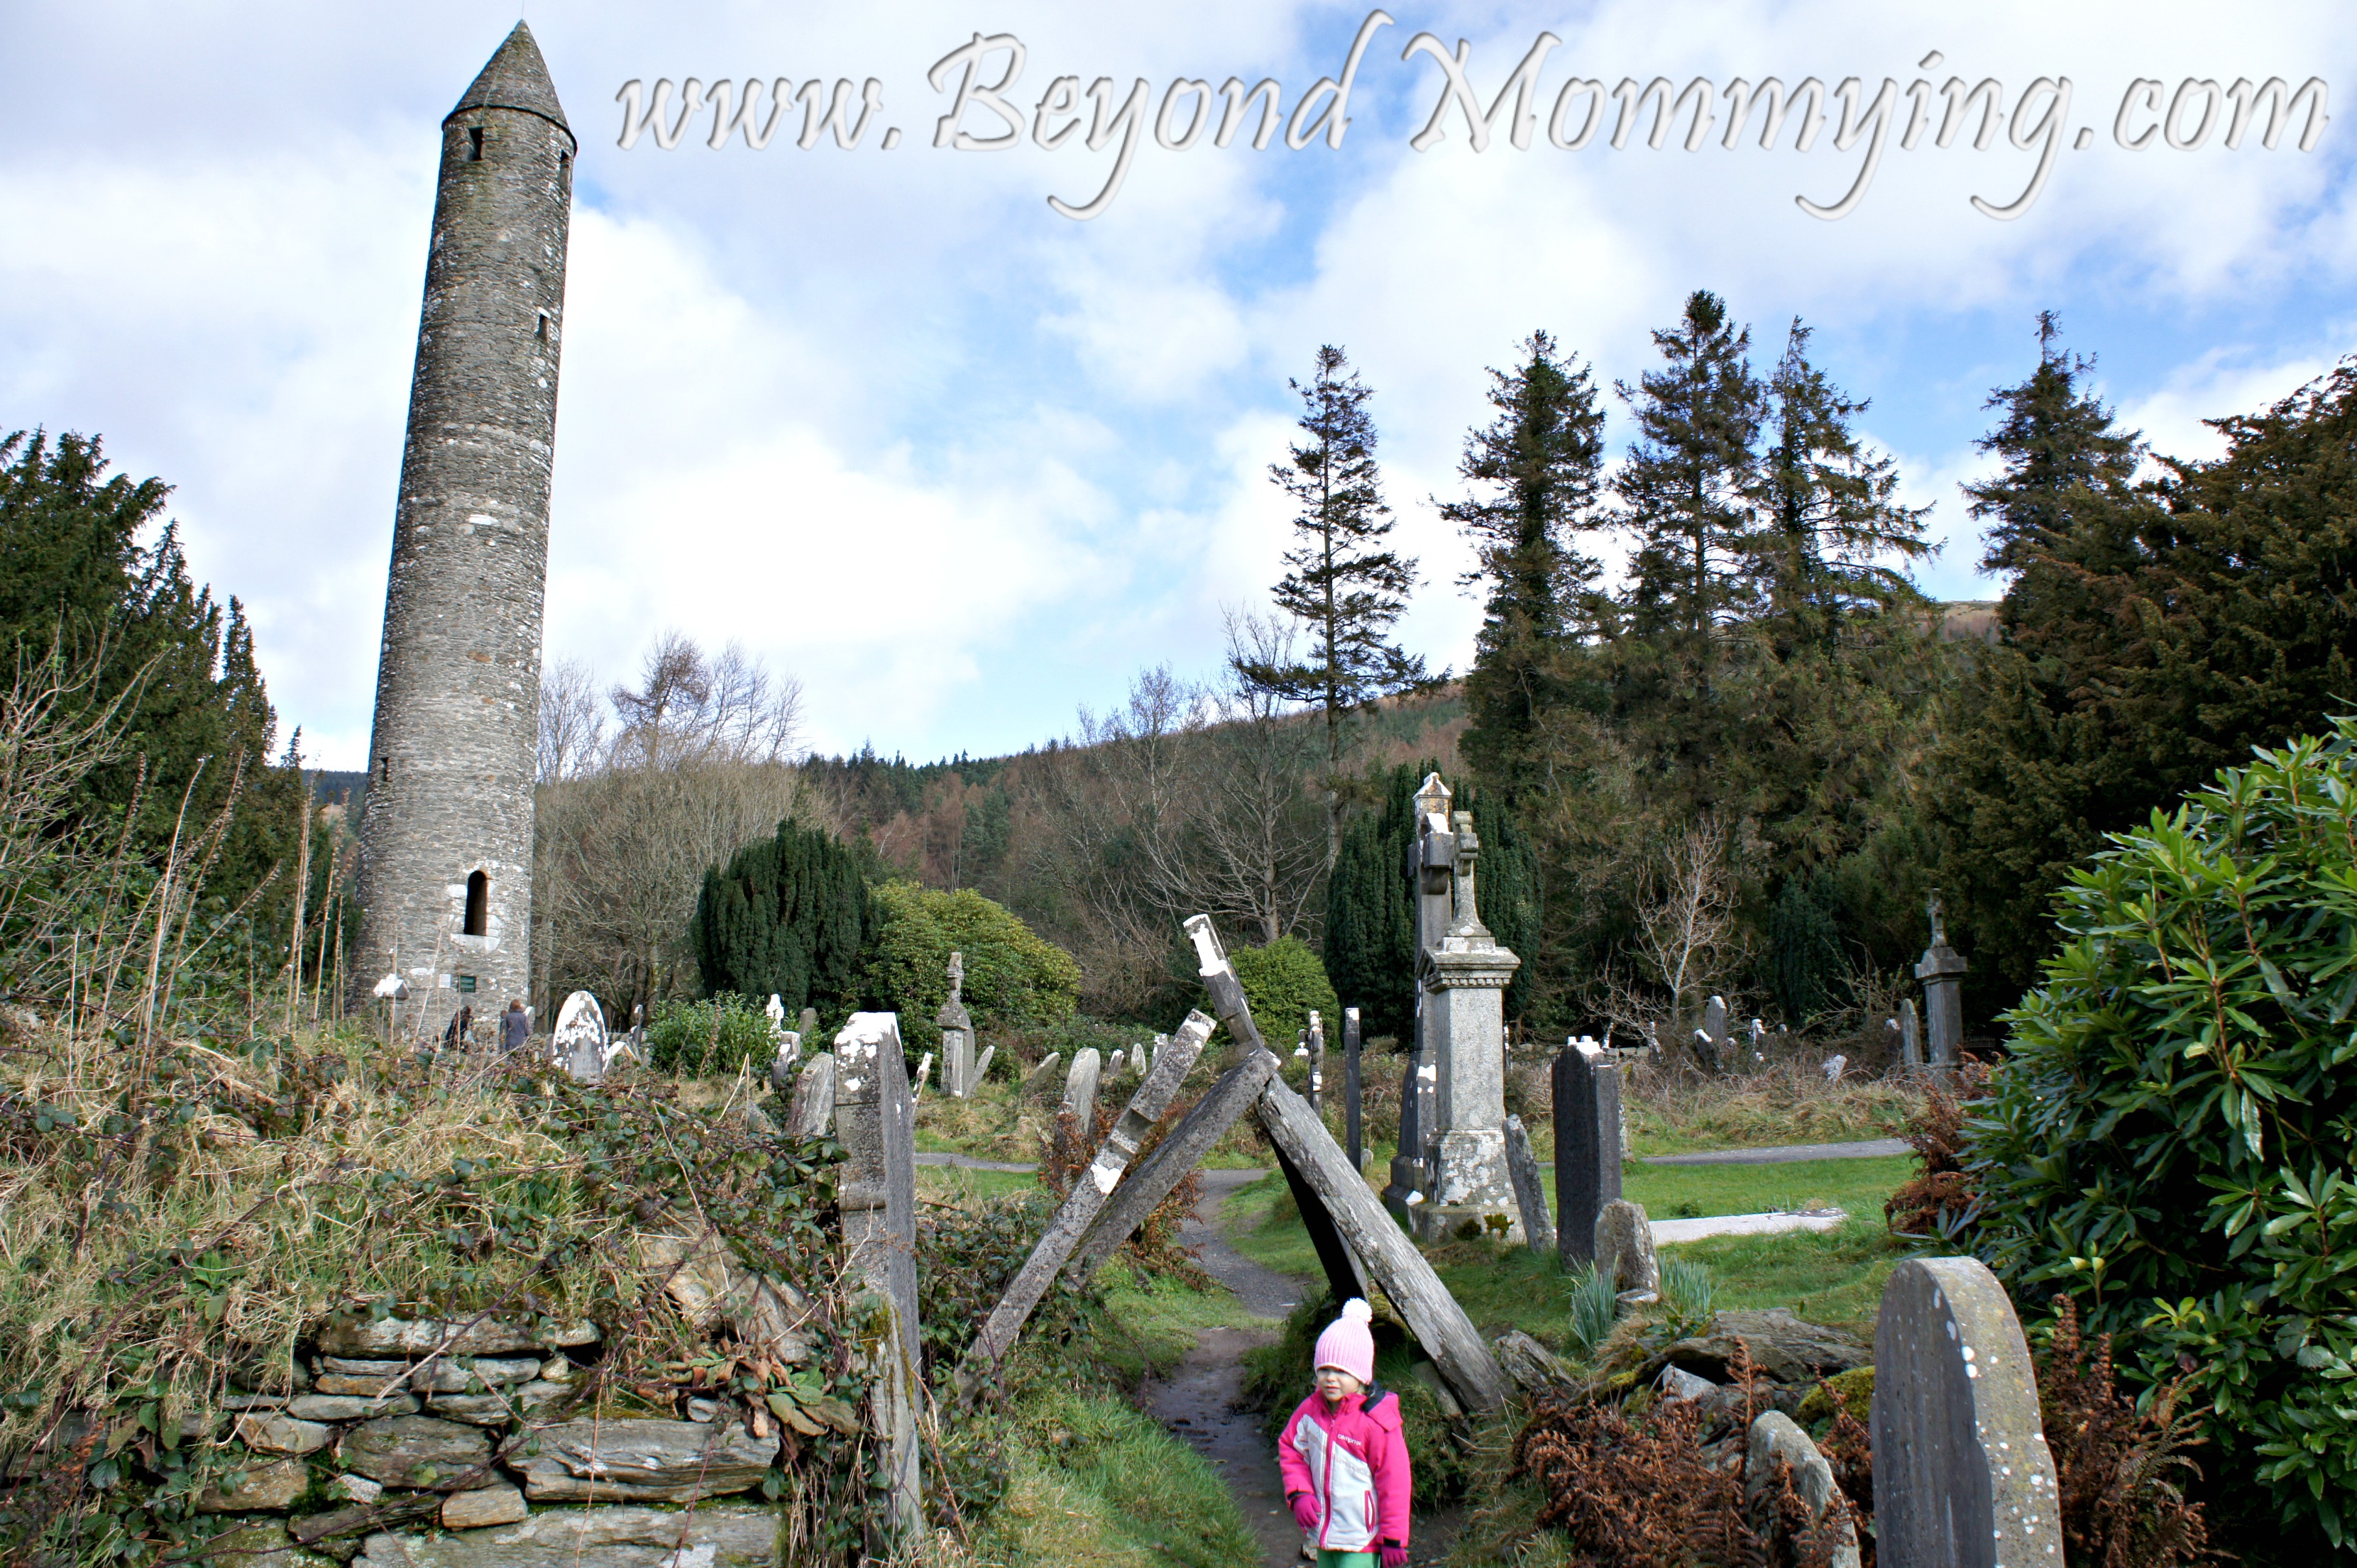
449,21,569,133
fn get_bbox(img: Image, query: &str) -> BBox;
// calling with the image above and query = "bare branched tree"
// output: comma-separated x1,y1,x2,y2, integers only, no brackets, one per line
608,631,803,771
538,657,607,784
1629,815,1748,1034
534,634,814,1017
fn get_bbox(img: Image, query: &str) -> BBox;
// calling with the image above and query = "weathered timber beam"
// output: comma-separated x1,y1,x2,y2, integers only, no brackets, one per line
1255,1076,1510,1414
1065,1051,1277,1281
954,1012,1212,1400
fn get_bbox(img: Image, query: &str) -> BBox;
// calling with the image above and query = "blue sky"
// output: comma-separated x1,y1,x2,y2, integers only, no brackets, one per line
2,1,2350,768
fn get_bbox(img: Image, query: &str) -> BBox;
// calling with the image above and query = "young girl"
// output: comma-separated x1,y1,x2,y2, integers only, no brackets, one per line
1278,1298,1412,1568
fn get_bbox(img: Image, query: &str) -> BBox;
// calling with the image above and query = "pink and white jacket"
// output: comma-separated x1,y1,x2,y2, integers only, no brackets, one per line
1278,1386,1412,1555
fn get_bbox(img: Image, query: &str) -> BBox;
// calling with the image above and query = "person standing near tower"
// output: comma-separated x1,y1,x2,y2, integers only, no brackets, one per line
348,25,574,1039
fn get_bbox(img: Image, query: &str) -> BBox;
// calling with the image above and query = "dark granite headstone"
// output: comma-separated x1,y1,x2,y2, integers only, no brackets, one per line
1551,1044,1622,1266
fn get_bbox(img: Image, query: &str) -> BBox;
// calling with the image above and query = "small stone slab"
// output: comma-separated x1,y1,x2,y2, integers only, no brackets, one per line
1666,1309,1872,1386
427,1381,571,1425
1873,1256,2062,1568
1595,1199,1659,1298
1746,1411,1862,1568
512,1417,779,1503
233,1413,333,1454
439,1482,528,1529
1502,1114,1555,1256
337,1415,495,1491
196,1455,309,1511
1018,1051,1062,1099
288,1392,419,1422
319,1357,542,1393
315,1315,596,1359
1062,1046,1102,1133
353,1503,779,1567
789,1051,836,1137
1493,1330,1579,1396
199,1520,304,1568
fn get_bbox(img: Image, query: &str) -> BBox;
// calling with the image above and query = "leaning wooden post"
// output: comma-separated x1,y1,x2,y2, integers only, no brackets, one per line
1342,1007,1364,1174
1065,914,1292,1283
953,1013,1212,1401
1066,1051,1278,1281
1255,1077,1510,1414
834,1012,923,1546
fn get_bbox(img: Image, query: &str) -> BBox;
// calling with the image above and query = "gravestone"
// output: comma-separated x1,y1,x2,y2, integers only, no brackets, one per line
1383,1051,1423,1218
798,1006,818,1042
1342,1007,1364,1173
1594,1199,1659,1300
1411,782,1524,1242
1502,1115,1554,1257
789,1053,835,1137
1062,1047,1101,1136
1823,1054,1847,1083
766,993,785,1043
1899,1000,1923,1069
1746,1413,1863,1568
1698,995,1730,1072
1872,1256,2061,1568
1108,1047,1126,1080
1552,1041,1623,1267
973,1043,995,1082
551,992,607,1083
832,1013,921,1546
1018,1052,1062,1099
768,1030,802,1093
956,1015,1214,1398
1307,1010,1326,1115
1913,890,1968,1071
913,1053,933,1098
936,950,975,1098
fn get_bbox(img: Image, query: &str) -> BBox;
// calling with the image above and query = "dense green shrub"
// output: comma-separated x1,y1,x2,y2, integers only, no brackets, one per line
646,992,774,1076
690,819,868,1016
1964,724,2357,1553
1324,763,1541,1036
1226,934,1340,1051
859,882,1082,1051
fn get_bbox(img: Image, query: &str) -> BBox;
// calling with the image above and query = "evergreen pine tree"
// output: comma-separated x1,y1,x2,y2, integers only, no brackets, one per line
0,429,302,937
1965,310,2143,579
691,819,869,1011
1609,292,1769,812
1234,346,1423,863
1443,331,1609,799
1756,319,1931,642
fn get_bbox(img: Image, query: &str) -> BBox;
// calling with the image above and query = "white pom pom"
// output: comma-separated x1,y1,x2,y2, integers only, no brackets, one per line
1341,1298,1373,1324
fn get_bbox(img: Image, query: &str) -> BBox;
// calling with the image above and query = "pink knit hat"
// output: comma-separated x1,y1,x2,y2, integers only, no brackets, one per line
1314,1298,1376,1385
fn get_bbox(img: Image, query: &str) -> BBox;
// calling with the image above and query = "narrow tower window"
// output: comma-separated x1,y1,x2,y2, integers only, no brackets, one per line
463,871,489,937
468,126,485,162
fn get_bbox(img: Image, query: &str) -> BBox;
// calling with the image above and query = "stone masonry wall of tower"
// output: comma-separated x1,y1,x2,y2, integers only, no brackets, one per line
348,26,574,1033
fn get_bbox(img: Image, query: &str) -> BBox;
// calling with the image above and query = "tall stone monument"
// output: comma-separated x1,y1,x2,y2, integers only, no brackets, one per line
1407,775,1523,1242
1913,889,1968,1069
937,950,975,1097
348,24,576,1036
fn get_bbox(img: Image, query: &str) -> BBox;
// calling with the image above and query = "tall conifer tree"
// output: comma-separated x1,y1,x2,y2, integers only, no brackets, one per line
1444,331,1608,798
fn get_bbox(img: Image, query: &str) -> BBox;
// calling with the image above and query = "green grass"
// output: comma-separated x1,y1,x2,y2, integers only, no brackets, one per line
968,1386,1260,1568
916,1165,1040,1204
1216,1154,1915,1349
1625,1156,1912,1223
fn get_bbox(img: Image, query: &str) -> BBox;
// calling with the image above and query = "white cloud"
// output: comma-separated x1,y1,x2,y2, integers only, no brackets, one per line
2,0,2351,767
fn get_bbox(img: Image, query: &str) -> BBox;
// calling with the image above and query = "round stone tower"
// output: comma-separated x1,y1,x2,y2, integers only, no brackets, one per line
348,23,573,1032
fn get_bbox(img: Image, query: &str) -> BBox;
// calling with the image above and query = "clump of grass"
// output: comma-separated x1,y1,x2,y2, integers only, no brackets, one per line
1564,1266,1621,1362
1658,1257,1715,1327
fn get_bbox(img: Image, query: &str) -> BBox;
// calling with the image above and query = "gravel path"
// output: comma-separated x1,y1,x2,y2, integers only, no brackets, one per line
1642,1137,1909,1166
1145,1169,1463,1568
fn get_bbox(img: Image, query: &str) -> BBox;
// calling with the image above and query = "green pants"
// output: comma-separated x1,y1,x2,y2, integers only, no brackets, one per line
1317,1552,1378,1568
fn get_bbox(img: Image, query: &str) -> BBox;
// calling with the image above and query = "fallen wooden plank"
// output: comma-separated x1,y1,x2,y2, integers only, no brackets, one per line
953,1012,1212,1400
1255,1076,1510,1414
